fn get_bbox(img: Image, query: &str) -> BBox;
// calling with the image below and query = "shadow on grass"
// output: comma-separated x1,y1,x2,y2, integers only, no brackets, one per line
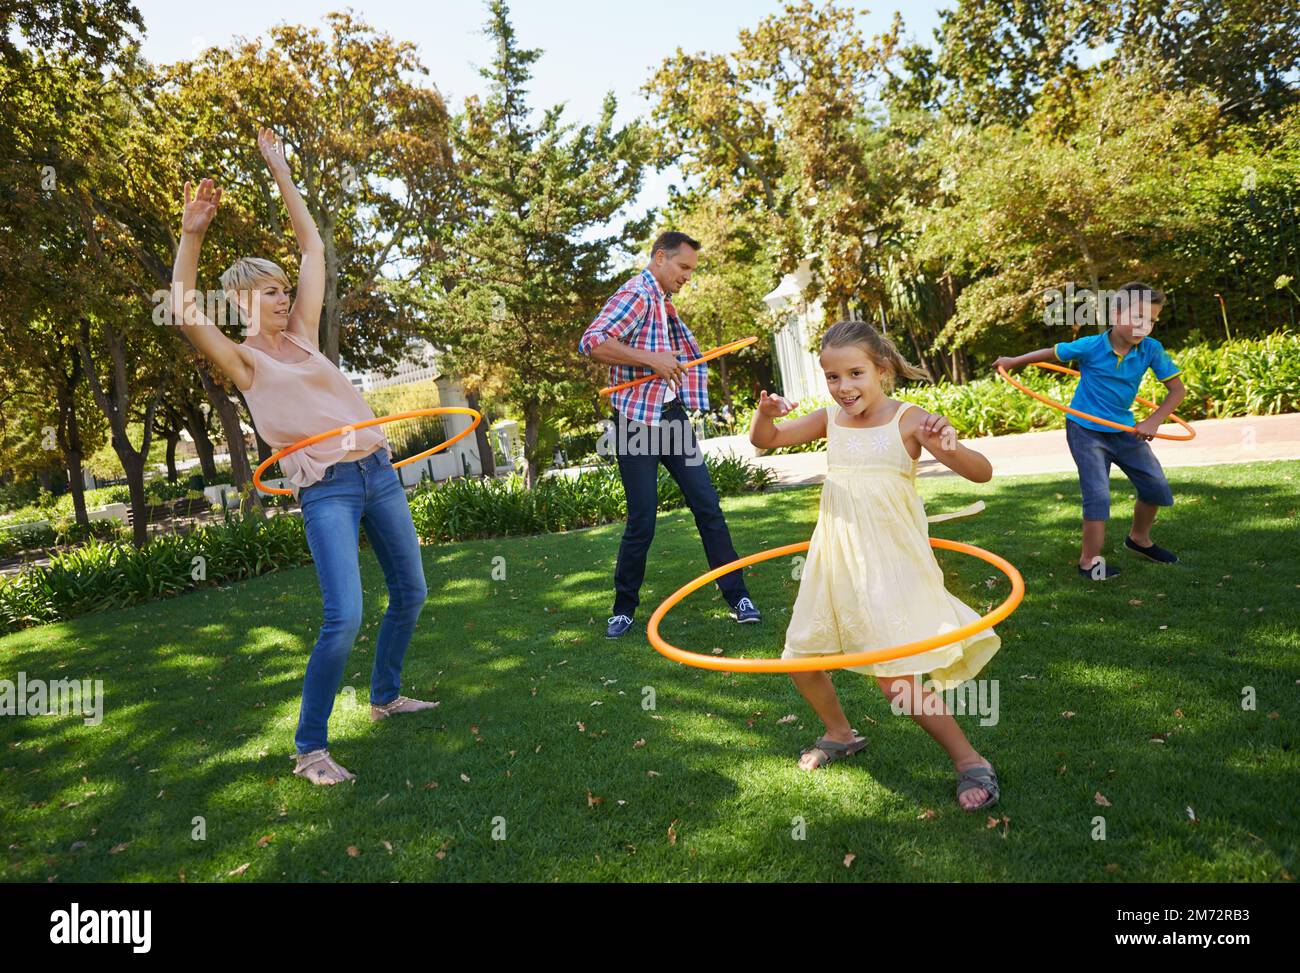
0,462,1295,881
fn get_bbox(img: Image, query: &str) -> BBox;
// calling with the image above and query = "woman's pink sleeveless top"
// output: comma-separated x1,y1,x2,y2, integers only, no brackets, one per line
240,331,389,495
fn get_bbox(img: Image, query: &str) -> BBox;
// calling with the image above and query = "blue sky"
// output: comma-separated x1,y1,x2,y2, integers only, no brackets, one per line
132,1,949,216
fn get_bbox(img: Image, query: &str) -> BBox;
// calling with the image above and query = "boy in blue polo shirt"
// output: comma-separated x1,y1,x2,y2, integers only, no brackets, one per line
995,283,1187,580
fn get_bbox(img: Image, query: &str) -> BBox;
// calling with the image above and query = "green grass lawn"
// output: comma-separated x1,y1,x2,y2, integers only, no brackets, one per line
1,460,1296,882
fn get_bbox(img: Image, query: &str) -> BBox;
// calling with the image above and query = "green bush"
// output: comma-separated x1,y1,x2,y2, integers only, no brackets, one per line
744,330,1300,448
145,478,204,503
0,512,311,633
0,484,132,528
409,454,775,543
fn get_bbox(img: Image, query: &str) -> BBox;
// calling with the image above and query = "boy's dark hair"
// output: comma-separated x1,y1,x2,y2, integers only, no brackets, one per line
1110,281,1165,322
651,231,702,258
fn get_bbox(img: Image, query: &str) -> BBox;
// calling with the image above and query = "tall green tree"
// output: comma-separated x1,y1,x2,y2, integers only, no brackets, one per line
415,0,651,486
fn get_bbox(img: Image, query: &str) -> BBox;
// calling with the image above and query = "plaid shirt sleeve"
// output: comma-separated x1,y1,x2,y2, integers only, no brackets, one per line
580,273,710,423
579,282,648,356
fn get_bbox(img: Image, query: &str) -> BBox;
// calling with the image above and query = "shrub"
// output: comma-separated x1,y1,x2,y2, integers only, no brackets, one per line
0,512,310,633
409,453,775,543
742,330,1300,447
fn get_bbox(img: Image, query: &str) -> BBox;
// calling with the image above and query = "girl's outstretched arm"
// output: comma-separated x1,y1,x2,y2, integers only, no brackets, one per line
171,179,255,391
749,390,827,450
903,407,992,483
257,127,325,347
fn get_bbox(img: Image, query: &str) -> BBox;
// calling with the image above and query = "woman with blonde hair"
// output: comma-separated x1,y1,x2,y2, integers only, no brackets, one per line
171,128,435,786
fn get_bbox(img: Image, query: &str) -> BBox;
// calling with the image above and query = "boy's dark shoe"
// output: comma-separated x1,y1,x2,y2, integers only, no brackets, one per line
1125,535,1179,564
1078,559,1122,581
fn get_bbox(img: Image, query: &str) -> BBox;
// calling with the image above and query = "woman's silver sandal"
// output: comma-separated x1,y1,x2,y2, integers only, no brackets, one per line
292,748,356,785
370,695,439,722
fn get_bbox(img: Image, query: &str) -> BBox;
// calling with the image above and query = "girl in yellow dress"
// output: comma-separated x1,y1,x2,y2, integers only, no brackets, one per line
749,321,1002,811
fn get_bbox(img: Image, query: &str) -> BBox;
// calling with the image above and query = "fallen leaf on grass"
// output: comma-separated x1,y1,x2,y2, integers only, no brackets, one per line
108,842,129,855
256,834,274,848
587,791,603,808
228,863,250,876
843,853,856,867
776,714,797,725
346,846,360,858
633,739,645,749
1094,792,1112,807
667,820,678,846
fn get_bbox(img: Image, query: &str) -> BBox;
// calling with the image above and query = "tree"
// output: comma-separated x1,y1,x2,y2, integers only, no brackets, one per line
913,68,1224,356
645,1,902,328
902,1,1300,127
662,194,780,408
168,12,456,367
415,0,651,486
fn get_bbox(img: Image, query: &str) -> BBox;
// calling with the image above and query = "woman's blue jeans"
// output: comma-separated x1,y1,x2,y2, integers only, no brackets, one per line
295,449,428,753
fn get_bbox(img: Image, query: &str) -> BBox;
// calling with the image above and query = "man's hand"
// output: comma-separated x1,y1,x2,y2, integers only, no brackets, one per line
257,127,291,178
1131,417,1161,441
181,178,222,235
992,356,1018,374
917,411,959,453
757,389,798,418
646,350,686,389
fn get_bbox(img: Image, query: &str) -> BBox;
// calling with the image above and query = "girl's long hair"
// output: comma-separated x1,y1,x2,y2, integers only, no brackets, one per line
821,320,928,393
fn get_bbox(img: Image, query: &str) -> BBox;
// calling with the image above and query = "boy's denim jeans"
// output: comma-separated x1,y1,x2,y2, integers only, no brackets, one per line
295,449,427,753
1065,418,1175,521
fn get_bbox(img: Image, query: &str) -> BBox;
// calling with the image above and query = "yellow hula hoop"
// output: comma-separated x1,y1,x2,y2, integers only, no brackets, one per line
253,407,483,496
997,362,1195,441
647,504,1024,674
599,335,758,397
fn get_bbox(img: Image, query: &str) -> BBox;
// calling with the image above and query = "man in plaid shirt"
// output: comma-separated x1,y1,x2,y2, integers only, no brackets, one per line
579,231,761,639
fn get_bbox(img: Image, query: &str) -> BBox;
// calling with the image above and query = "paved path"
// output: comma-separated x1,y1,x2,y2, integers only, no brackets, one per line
701,413,1300,488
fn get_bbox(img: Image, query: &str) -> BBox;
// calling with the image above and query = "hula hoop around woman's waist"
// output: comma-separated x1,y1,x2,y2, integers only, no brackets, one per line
253,407,483,496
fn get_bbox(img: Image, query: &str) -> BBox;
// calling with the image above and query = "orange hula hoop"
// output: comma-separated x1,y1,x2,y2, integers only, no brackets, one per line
997,362,1195,441
646,538,1025,673
253,407,483,496
599,335,758,397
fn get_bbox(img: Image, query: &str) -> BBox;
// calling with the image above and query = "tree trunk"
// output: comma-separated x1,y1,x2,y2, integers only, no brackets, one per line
179,402,218,480
232,387,274,465
321,208,342,364
195,364,261,515
464,388,495,478
118,442,150,548
522,402,541,489
55,365,89,526
165,432,179,481
718,353,732,410
75,317,162,549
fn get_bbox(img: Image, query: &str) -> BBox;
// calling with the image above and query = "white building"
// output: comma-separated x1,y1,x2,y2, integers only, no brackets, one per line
344,339,442,392
340,340,512,481
763,259,827,403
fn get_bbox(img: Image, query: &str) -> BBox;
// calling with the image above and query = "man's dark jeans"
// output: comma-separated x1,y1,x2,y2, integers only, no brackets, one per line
610,399,749,616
